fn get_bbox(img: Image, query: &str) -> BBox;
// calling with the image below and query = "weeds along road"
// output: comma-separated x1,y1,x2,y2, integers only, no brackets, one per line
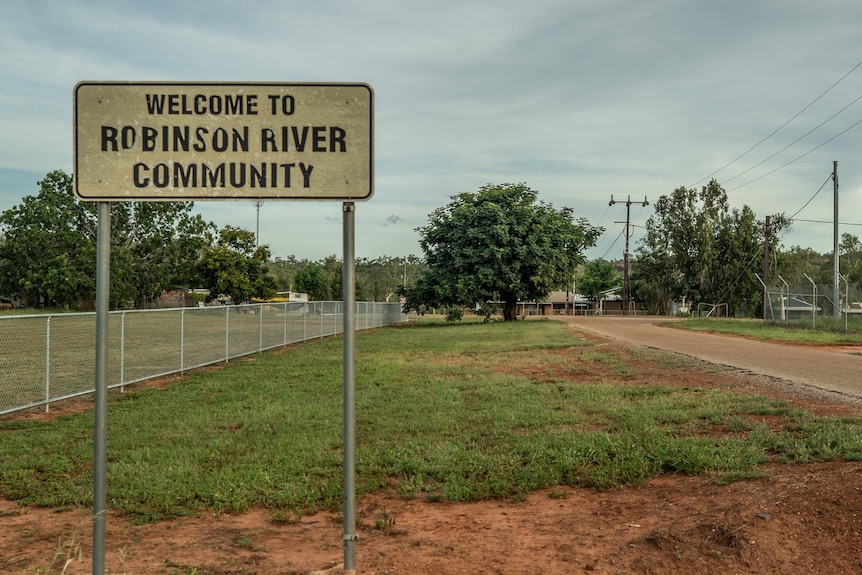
561,315,862,403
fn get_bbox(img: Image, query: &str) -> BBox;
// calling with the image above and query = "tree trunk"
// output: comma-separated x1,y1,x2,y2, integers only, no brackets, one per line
503,299,518,321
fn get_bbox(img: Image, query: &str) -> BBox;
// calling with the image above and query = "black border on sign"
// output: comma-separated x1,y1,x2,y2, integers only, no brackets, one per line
73,81,374,202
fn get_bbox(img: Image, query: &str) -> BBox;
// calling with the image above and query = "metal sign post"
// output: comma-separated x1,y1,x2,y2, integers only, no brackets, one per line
342,202,357,572
92,202,111,575
74,82,372,575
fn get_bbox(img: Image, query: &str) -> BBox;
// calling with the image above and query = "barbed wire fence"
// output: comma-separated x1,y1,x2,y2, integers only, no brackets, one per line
0,301,406,416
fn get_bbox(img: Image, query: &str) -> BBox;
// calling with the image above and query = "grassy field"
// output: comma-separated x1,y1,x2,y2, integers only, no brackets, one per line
1,317,861,523
672,317,862,345
0,305,356,413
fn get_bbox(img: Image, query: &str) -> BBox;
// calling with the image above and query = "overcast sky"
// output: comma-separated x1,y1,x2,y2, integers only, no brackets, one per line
2,0,861,262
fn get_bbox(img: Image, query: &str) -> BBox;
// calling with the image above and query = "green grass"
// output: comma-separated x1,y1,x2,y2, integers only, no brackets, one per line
0,305,342,412
671,318,862,345
1,316,861,522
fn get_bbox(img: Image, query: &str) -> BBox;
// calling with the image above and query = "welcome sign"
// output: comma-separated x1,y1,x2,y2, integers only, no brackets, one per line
74,82,373,201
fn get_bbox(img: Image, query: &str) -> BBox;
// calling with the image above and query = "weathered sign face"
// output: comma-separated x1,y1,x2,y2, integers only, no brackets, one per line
74,82,373,201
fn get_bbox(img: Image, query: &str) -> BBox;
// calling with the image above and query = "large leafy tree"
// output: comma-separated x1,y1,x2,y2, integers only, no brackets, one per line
110,201,215,306
404,183,602,321
0,170,216,309
197,226,277,304
631,180,787,316
0,171,96,307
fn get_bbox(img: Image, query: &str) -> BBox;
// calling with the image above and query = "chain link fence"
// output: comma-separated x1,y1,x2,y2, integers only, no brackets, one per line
0,301,406,416
763,280,862,327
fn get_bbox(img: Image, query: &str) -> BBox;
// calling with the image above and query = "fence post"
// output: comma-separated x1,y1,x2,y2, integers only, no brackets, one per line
803,273,817,328
120,312,126,392
225,306,230,362
44,316,51,413
180,309,185,372
259,303,264,353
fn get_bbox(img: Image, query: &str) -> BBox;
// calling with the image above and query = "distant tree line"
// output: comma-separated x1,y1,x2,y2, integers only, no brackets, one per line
401,183,602,321
268,254,425,303
3,172,856,317
0,170,427,310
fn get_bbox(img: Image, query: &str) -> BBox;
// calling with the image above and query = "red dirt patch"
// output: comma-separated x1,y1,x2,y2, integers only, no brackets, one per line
3,461,861,575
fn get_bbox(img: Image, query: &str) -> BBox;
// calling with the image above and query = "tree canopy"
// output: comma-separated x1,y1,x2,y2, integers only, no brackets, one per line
0,171,217,308
631,180,787,316
294,263,331,301
0,170,288,309
403,183,602,321
196,226,277,304
0,171,96,308
577,259,621,300
109,199,216,307
356,255,423,303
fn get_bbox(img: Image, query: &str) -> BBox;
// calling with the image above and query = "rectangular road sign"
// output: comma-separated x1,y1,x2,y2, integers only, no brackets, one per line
74,82,373,201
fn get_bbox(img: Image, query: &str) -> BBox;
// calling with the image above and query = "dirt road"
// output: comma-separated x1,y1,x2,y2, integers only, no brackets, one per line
561,315,862,403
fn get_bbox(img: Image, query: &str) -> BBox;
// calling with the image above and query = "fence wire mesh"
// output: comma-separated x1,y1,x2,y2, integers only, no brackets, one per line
763,281,862,326
0,301,406,415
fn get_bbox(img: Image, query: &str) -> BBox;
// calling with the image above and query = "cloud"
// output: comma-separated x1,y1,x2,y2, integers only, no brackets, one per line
2,1,862,261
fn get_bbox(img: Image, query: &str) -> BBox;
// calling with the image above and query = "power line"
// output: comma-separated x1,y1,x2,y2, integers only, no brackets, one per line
787,173,834,221
593,201,613,229
713,250,762,307
597,225,625,260
592,202,627,258
792,219,862,227
692,59,862,187
728,116,862,191
721,93,862,186
594,203,649,261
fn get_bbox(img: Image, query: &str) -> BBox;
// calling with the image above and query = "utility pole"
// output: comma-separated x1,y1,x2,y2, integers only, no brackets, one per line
610,195,648,315
763,215,771,321
833,161,840,318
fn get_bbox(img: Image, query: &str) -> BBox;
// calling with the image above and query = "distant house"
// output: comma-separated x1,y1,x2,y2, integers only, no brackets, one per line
513,288,648,317
0,295,22,309
515,291,593,316
271,291,309,302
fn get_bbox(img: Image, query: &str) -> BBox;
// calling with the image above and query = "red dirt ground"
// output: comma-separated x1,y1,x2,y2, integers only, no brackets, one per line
2,332,862,575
